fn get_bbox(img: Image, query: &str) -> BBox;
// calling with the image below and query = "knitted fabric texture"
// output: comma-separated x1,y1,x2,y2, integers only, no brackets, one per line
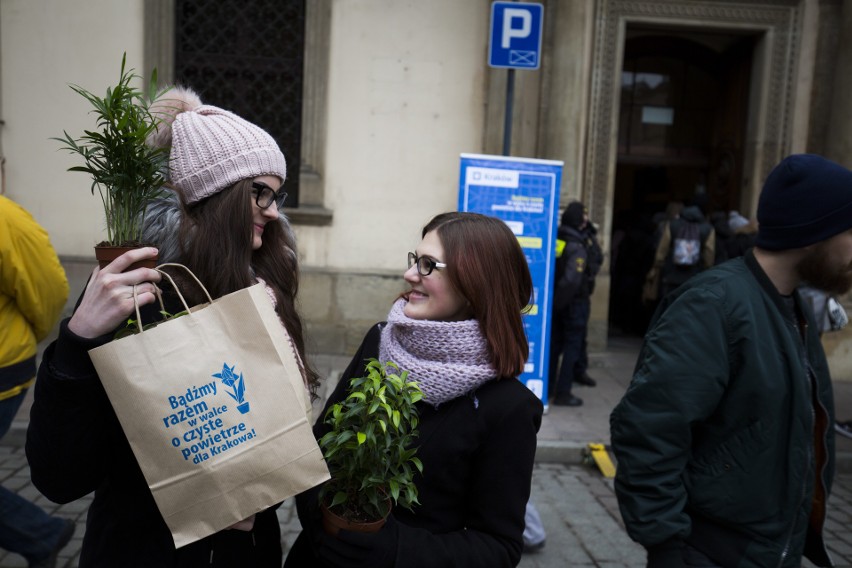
379,299,496,407
756,154,852,250
149,87,287,204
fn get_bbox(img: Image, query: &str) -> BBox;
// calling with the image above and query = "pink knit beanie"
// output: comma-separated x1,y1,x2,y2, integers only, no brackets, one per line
147,87,287,204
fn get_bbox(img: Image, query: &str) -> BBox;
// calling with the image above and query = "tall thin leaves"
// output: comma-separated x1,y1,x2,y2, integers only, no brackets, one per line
54,53,170,246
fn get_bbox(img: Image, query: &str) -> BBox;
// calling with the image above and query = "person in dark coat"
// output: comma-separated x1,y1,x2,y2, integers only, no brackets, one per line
285,212,543,568
26,87,317,567
648,204,715,300
709,211,731,265
611,154,845,568
549,202,601,407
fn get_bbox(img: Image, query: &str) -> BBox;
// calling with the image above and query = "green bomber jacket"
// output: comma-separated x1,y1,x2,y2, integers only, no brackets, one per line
611,250,835,568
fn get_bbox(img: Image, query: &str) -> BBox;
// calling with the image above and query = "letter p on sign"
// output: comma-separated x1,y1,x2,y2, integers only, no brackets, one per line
488,2,544,69
502,9,532,48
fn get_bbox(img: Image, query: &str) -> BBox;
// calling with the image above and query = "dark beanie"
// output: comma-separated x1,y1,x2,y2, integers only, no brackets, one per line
561,202,585,229
756,154,852,250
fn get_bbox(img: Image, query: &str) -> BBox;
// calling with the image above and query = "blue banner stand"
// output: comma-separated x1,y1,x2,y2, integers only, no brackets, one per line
458,153,563,404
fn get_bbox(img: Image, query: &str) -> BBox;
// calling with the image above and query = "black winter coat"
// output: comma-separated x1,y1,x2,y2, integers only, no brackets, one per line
285,324,543,567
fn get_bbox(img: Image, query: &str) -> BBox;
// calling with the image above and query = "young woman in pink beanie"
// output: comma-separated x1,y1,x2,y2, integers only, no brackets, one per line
286,211,544,568
27,87,317,567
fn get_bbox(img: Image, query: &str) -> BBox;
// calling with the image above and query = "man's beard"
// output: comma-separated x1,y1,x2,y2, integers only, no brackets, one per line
797,242,852,295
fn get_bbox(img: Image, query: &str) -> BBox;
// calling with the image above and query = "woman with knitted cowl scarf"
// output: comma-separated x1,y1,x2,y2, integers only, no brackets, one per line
286,212,544,568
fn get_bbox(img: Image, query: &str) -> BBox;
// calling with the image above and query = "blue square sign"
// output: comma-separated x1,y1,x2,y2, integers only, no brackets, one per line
488,2,544,70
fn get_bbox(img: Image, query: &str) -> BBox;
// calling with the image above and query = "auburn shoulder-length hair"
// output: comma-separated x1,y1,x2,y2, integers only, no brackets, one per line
422,212,533,378
171,179,320,398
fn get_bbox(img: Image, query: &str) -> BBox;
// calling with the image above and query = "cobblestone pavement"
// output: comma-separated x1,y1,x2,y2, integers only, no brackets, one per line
5,338,851,566
1,445,850,568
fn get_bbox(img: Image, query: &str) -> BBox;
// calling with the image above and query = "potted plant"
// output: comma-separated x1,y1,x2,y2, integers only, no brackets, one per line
214,363,251,414
55,53,170,269
318,359,423,535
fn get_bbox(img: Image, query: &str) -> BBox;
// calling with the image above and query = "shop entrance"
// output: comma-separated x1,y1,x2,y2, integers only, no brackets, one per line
608,27,757,335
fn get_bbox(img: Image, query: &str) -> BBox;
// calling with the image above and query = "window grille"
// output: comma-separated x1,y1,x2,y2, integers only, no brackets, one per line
174,0,305,205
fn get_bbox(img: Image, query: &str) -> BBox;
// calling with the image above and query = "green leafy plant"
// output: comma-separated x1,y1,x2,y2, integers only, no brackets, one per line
319,359,423,523
54,53,170,246
113,309,188,340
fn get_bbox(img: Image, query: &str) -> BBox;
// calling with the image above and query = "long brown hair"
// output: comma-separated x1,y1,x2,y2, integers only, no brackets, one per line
421,212,532,378
173,179,319,398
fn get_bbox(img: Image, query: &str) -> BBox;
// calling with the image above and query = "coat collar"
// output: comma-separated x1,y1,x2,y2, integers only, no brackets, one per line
744,249,809,329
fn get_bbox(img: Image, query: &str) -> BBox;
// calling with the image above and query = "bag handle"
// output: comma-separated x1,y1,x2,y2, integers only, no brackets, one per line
129,263,214,334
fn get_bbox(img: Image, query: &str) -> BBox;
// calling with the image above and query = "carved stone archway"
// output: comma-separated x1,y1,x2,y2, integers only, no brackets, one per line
585,0,802,240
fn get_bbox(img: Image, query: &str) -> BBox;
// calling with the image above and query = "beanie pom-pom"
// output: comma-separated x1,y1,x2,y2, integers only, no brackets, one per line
147,86,203,149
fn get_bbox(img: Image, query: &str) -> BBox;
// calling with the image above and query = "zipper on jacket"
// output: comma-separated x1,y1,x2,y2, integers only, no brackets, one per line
801,320,833,565
776,319,810,568
775,463,806,568
806,360,834,567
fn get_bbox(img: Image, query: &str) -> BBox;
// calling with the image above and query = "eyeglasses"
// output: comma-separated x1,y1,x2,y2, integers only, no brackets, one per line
408,252,447,276
251,182,288,210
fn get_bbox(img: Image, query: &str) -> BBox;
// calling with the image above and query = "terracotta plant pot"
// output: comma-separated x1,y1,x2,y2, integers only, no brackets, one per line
320,502,387,537
95,245,158,271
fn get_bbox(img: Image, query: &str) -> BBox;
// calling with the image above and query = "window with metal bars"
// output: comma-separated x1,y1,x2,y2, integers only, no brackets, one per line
173,0,305,206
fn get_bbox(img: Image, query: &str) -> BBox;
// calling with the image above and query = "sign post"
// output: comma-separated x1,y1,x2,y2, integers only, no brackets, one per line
458,153,562,404
488,2,544,156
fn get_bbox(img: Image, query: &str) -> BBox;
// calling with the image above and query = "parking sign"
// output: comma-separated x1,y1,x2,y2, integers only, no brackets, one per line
488,2,544,69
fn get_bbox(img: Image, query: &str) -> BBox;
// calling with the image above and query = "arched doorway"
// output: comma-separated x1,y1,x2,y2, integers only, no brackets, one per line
608,29,756,335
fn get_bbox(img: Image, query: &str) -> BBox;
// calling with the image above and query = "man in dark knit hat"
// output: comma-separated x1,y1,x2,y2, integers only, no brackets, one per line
611,154,847,568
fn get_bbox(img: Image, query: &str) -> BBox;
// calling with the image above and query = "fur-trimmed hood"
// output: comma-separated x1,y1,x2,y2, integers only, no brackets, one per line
141,191,183,263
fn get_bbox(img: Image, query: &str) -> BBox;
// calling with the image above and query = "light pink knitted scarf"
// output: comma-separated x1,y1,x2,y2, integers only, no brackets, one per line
379,299,497,407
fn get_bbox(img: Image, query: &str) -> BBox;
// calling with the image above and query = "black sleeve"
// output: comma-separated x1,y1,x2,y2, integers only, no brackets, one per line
26,319,117,502
26,290,182,504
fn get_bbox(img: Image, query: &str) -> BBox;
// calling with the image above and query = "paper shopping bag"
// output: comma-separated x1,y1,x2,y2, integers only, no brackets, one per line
88,266,329,548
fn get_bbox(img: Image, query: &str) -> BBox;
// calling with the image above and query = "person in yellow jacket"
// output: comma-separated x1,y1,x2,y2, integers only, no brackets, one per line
0,195,74,567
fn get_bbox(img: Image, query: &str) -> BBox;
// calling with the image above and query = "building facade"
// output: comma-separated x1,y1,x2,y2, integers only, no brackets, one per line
3,0,852,377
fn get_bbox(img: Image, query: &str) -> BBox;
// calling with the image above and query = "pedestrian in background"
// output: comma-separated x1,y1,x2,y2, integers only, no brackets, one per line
550,202,602,407
26,87,316,567
647,201,715,301
286,212,543,567
611,154,845,567
725,210,758,259
0,195,74,567
798,284,852,441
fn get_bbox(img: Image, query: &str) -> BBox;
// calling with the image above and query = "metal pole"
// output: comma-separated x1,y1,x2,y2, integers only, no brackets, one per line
502,68,515,156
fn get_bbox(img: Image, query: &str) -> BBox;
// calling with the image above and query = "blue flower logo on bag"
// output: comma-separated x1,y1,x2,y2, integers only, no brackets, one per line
213,363,250,414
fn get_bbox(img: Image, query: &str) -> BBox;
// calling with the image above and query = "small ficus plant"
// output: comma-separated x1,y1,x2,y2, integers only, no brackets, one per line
319,359,423,523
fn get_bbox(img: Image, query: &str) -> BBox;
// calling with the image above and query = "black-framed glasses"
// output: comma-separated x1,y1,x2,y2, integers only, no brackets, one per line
251,182,288,210
408,252,447,276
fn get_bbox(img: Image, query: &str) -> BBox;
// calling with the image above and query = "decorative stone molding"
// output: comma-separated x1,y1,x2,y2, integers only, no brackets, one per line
143,0,332,225
586,0,802,230
298,0,332,221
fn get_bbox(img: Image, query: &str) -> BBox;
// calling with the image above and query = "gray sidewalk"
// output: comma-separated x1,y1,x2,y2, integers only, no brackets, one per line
2,337,851,567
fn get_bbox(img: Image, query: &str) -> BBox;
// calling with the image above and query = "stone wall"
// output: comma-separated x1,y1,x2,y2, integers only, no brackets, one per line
297,268,406,357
